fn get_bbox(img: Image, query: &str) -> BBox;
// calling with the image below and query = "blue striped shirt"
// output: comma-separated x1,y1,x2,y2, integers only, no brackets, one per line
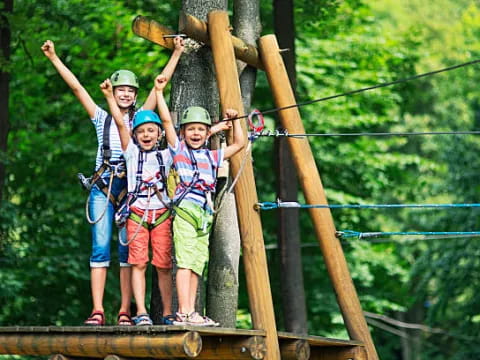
169,138,224,207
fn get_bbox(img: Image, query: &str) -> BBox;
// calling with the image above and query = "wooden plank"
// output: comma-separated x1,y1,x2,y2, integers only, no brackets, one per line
278,332,363,347
207,10,281,360
258,34,379,360
0,326,265,337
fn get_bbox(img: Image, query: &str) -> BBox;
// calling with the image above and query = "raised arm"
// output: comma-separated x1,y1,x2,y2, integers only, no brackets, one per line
144,37,185,110
154,75,177,147
41,40,96,118
100,79,130,151
223,109,245,159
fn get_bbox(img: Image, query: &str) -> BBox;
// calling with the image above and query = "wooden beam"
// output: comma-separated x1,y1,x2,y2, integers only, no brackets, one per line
197,335,266,359
258,34,379,360
132,15,177,50
179,12,264,70
207,10,281,360
279,340,310,360
0,332,201,358
310,346,368,360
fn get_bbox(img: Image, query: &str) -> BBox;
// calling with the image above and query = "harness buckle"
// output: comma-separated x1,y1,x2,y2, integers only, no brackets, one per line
77,173,93,191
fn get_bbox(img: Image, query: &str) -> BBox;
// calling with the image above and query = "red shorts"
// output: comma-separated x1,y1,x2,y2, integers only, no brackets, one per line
126,206,172,268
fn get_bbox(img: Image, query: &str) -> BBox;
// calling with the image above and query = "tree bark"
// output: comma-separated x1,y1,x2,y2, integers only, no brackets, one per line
273,0,308,334
150,0,228,323
0,0,13,201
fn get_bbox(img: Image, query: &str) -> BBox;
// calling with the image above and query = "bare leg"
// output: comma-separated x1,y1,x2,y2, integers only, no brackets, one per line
176,268,193,314
131,263,148,315
119,266,132,314
189,272,199,312
91,267,107,312
156,268,173,316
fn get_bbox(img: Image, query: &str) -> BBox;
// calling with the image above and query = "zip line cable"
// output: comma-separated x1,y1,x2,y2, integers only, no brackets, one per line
225,58,480,122
255,200,480,211
253,128,480,138
338,230,480,239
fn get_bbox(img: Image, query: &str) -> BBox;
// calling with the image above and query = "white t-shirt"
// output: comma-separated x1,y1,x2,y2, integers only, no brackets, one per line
123,139,172,210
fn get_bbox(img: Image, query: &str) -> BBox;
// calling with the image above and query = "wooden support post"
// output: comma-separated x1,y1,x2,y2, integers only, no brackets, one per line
0,332,202,358
258,34,379,360
279,340,310,360
207,10,281,360
197,335,266,360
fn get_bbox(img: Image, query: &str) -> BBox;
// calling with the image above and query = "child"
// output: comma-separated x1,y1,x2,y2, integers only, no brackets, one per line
154,74,245,326
41,37,184,326
101,78,176,326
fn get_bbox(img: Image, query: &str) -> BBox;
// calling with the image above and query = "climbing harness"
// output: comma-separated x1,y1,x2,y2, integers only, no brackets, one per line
82,115,128,224
118,149,172,246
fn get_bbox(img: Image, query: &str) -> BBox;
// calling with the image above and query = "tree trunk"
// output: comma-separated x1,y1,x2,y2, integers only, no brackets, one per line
273,0,308,334
150,0,228,323
0,0,13,201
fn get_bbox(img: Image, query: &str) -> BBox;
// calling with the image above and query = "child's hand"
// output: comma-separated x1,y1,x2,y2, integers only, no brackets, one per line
173,36,185,53
214,121,233,132
41,40,56,59
100,79,114,98
223,108,238,120
155,74,168,91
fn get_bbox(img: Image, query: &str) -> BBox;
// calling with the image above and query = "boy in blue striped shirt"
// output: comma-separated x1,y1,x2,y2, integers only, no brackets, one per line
155,74,244,326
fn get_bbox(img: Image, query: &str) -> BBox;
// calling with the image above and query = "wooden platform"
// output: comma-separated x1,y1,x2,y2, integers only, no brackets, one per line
0,326,366,359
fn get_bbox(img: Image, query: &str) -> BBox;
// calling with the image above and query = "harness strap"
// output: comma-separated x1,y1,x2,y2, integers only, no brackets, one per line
128,208,171,230
94,177,127,209
102,115,112,161
174,205,212,235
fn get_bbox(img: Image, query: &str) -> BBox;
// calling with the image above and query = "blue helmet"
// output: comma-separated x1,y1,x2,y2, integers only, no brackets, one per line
132,110,162,131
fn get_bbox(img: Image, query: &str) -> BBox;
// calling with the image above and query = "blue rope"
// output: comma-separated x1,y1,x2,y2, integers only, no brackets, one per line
256,201,480,210
339,230,480,239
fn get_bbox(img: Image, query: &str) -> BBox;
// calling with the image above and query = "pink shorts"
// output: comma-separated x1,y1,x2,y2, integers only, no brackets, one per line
126,206,172,268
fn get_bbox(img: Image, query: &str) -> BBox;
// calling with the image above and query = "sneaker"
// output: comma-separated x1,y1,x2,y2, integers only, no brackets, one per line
172,312,188,325
162,314,176,325
133,313,153,326
186,312,219,327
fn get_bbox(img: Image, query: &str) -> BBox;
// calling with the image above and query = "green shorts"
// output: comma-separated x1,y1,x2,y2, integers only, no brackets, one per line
173,201,213,276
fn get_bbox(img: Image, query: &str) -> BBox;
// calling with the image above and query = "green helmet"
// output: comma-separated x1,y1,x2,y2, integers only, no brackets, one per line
110,69,139,89
180,106,212,126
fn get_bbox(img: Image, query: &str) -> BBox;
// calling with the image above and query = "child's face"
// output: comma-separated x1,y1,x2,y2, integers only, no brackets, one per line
114,85,137,109
134,123,161,151
182,123,210,149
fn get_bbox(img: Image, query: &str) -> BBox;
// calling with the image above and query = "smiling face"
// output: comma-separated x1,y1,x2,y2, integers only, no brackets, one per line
113,85,137,109
181,122,210,149
134,122,161,151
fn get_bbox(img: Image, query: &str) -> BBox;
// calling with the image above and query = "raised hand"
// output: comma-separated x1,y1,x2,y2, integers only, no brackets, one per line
154,74,169,92
100,79,114,98
41,40,56,59
173,36,185,53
